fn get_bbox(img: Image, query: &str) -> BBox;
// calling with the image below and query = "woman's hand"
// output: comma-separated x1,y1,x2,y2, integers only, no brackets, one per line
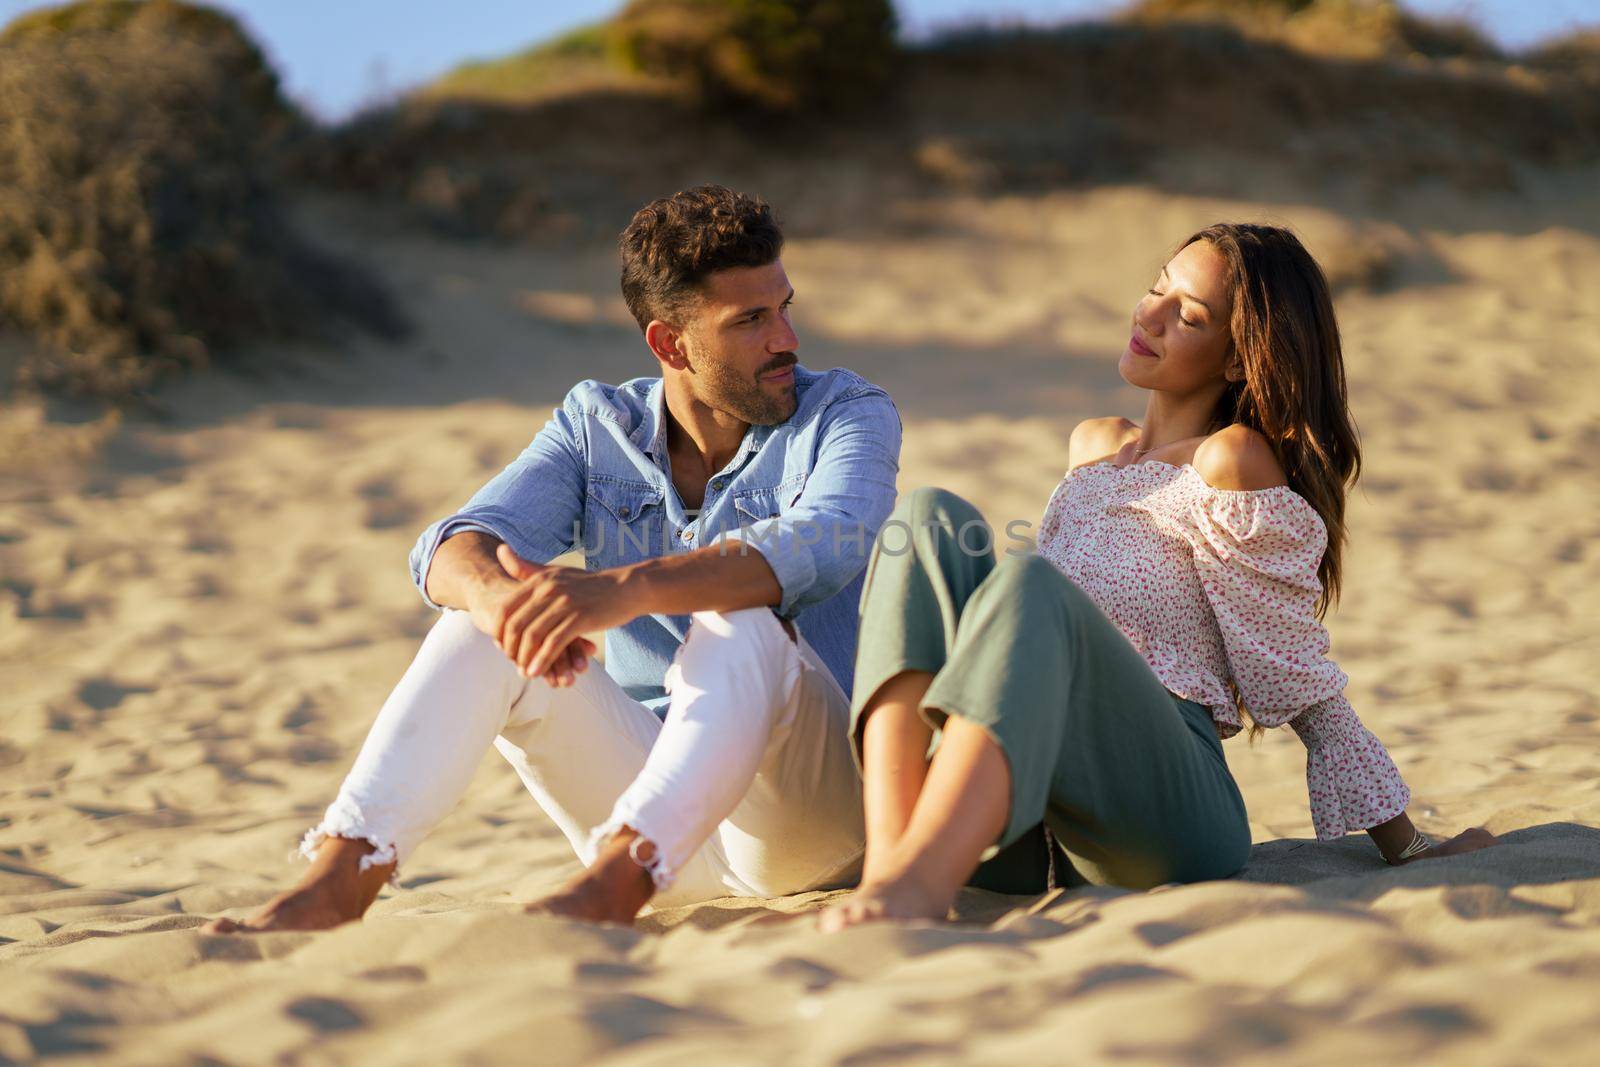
1367,812,1502,865
1404,826,1501,864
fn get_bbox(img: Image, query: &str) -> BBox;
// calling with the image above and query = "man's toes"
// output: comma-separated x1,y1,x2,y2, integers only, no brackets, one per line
202,917,242,934
524,891,590,920
818,900,867,933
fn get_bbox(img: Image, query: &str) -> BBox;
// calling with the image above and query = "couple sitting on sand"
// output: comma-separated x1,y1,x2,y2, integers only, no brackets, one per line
207,184,1498,935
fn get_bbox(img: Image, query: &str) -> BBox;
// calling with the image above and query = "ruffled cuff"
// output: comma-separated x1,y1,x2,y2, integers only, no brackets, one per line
1290,695,1412,841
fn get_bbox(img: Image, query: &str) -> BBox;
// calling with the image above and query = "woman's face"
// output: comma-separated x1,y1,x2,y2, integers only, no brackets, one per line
1120,240,1240,394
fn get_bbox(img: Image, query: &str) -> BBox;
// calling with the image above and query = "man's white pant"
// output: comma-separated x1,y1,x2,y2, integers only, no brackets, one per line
299,607,866,908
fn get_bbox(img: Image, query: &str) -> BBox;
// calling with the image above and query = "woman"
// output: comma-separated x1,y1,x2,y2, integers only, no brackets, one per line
820,223,1500,930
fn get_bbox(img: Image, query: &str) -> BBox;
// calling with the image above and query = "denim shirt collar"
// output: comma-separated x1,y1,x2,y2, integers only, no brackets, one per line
635,376,776,474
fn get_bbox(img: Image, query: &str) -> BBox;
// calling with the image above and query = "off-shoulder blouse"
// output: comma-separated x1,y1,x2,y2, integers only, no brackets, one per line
1036,459,1410,841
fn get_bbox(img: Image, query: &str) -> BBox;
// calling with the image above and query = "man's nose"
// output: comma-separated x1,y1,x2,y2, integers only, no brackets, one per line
771,317,799,352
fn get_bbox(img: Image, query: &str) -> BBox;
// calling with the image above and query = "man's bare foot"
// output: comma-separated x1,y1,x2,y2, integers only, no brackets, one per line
202,884,361,934
817,874,955,932
202,836,393,935
525,827,656,924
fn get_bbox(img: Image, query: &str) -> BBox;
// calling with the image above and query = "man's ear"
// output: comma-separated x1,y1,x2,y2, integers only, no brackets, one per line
645,319,687,370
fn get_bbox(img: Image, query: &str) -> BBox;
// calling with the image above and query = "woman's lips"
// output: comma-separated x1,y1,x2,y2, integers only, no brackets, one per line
1129,333,1157,357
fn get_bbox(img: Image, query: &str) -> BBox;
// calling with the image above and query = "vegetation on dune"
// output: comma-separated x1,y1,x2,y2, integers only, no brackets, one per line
422,24,649,105
611,0,898,113
1124,0,1503,62
0,1,403,400
314,0,901,235
1527,30,1600,87
342,0,1600,243
0,0,297,131
423,0,898,115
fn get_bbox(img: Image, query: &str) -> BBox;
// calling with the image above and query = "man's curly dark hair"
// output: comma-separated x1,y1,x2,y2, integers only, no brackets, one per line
619,184,784,332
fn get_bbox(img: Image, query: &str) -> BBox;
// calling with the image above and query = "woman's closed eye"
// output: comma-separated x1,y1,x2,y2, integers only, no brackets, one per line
1149,287,1199,328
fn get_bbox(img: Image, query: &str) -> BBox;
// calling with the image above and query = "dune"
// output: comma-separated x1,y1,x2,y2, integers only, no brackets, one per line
3,155,1600,1065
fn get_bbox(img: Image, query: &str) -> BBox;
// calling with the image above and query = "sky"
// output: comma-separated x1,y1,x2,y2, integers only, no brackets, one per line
1,0,1594,120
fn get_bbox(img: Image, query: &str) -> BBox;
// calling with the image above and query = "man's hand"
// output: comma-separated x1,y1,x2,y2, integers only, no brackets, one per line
459,546,596,689
483,544,640,682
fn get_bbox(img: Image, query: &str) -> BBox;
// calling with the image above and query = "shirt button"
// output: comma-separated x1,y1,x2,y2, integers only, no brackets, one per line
619,505,631,518
711,478,726,491
680,529,692,542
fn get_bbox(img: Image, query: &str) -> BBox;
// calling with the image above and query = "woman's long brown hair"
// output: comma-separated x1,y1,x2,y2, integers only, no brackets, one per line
1181,223,1362,621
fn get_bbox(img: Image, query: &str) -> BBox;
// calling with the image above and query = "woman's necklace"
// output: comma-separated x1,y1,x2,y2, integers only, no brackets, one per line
1132,443,1161,457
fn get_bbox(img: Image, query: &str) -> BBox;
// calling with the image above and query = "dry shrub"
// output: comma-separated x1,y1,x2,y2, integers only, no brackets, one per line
1125,0,1502,62
0,2,403,399
611,0,898,113
0,0,295,130
1528,31,1600,87
917,17,1598,193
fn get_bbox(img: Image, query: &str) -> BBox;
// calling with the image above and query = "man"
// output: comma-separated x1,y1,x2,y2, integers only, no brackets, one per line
204,184,901,931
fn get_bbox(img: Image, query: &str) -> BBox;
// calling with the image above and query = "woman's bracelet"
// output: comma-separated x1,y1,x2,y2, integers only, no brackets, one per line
1386,829,1431,865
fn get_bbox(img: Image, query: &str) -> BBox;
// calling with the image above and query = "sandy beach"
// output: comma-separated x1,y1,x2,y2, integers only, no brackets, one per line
4,161,1600,1064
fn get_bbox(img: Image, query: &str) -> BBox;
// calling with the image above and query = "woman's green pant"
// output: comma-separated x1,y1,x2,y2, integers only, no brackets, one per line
851,487,1252,892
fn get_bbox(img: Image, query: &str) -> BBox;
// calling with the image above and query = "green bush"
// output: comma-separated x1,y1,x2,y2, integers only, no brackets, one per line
610,0,899,113
0,1,401,398
424,23,639,104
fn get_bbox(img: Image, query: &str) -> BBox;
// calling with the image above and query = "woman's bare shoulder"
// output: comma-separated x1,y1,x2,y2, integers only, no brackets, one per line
1192,424,1287,491
1067,417,1138,471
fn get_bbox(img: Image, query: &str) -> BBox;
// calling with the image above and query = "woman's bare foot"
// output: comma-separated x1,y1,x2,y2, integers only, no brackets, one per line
817,873,955,932
202,836,393,934
524,828,656,924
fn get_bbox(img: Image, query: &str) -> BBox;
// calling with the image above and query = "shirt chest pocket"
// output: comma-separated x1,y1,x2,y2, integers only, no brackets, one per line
585,477,667,563
732,473,806,525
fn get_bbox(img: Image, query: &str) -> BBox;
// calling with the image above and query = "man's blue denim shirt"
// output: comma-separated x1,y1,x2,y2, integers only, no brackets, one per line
409,365,902,711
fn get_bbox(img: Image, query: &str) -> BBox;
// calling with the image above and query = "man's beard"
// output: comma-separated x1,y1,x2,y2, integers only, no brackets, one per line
692,351,798,426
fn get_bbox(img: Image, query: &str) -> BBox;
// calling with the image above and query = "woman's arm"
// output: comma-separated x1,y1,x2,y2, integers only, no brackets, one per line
1184,432,1501,864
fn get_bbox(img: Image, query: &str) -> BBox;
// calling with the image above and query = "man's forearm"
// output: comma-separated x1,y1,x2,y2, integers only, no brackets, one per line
617,542,783,618
424,530,511,610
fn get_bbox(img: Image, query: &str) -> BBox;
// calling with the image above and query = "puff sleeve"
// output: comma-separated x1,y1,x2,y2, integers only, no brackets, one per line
1176,487,1411,839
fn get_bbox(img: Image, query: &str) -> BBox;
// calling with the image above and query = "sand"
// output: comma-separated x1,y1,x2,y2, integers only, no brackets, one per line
3,169,1599,1065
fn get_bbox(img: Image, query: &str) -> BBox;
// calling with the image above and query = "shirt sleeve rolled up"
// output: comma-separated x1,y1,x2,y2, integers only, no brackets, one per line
408,401,587,609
